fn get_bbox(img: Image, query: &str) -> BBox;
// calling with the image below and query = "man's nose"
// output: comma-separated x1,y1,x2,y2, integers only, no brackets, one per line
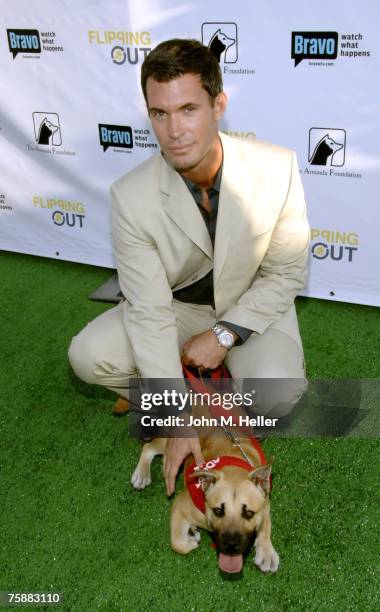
167,114,183,139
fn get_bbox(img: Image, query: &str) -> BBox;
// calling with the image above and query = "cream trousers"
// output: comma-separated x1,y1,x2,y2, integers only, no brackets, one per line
68,300,307,418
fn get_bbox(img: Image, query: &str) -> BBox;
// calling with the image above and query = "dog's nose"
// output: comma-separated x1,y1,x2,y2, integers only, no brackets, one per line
224,542,240,554
220,532,243,554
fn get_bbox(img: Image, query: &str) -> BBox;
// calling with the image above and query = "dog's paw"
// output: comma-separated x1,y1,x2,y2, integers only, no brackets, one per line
174,538,200,554
254,544,279,573
188,527,201,545
171,528,201,555
131,466,151,490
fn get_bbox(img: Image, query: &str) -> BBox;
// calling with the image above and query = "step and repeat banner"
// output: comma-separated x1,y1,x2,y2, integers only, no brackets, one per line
1,0,379,306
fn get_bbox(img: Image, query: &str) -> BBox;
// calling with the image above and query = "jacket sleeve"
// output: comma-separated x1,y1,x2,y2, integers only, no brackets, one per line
220,152,310,334
111,182,185,380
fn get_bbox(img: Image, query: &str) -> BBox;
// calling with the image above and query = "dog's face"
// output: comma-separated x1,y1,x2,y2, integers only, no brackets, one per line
193,463,271,573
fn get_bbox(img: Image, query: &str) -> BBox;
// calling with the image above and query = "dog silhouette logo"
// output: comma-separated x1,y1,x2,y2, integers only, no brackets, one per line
309,128,346,166
37,118,59,145
202,23,238,64
208,29,235,63
32,112,62,146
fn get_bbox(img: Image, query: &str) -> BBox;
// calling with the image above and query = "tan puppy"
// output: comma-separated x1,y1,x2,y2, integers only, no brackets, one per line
132,423,279,574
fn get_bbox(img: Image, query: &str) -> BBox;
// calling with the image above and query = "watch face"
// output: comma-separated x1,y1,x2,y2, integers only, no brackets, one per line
219,330,234,348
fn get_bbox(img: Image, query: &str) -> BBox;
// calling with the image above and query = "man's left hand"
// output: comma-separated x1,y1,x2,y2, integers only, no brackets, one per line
181,329,232,369
164,435,204,496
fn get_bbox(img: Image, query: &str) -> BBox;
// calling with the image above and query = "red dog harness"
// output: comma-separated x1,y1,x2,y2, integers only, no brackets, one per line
182,365,270,514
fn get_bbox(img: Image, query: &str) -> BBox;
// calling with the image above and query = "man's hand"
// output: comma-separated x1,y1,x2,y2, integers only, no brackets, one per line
164,435,204,496
182,330,234,369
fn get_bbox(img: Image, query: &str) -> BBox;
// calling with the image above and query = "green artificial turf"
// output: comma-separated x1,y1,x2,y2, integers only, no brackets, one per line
0,250,379,611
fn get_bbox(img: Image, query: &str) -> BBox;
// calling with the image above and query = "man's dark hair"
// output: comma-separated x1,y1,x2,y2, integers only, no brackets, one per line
141,38,223,104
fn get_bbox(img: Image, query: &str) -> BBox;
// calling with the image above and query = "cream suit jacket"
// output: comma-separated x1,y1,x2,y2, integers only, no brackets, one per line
111,132,310,379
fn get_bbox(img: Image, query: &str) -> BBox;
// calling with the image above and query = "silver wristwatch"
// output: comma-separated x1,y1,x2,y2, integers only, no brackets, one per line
211,324,235,349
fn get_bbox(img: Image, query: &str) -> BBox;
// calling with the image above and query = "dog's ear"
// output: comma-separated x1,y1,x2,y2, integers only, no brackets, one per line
189,470,222,493
248,457,273,495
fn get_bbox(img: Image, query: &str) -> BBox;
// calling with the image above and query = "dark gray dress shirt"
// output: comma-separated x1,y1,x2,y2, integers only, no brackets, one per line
172,166,253,345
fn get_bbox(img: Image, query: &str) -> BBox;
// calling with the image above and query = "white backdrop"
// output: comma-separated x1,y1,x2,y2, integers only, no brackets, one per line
1,0,379,306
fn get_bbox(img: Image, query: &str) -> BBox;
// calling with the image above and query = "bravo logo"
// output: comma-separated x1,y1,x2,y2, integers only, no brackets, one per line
98,124,133,152
7,29,41,59
292,31,338,66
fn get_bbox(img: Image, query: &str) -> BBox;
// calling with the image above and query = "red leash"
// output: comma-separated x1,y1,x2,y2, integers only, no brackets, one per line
182,365,270,514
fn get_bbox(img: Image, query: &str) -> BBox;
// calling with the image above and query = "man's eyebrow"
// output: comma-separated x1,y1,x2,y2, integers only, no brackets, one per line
148,106,165,114
149,102,200,114
178,102,200,109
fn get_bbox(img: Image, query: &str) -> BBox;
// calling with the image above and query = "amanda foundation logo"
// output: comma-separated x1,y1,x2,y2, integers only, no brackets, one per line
202,23,238,63
308,128,346,167
33,112,62,146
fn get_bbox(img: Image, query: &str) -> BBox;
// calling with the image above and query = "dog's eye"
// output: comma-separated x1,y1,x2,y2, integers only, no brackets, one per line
242,507,255,520
213,506,225,517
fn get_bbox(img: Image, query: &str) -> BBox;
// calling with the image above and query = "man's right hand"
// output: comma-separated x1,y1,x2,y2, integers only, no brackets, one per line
182,330,229,369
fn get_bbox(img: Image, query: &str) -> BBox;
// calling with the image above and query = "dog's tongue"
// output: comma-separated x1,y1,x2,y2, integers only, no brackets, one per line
218,553,243,573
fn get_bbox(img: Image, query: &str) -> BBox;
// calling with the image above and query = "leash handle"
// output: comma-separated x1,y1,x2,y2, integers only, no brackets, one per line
182,364,268,468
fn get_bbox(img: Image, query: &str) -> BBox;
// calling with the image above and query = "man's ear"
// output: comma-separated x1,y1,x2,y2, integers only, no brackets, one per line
213,91,227,120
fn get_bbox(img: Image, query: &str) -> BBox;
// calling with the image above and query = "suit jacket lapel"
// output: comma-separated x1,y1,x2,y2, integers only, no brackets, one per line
213,132,247,284
159,155,213,259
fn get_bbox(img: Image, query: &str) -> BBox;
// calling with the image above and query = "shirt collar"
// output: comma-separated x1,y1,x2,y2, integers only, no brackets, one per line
180,161,223,195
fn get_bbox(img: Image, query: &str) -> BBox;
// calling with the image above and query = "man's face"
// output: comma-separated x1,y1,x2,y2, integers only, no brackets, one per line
146,73,226,173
